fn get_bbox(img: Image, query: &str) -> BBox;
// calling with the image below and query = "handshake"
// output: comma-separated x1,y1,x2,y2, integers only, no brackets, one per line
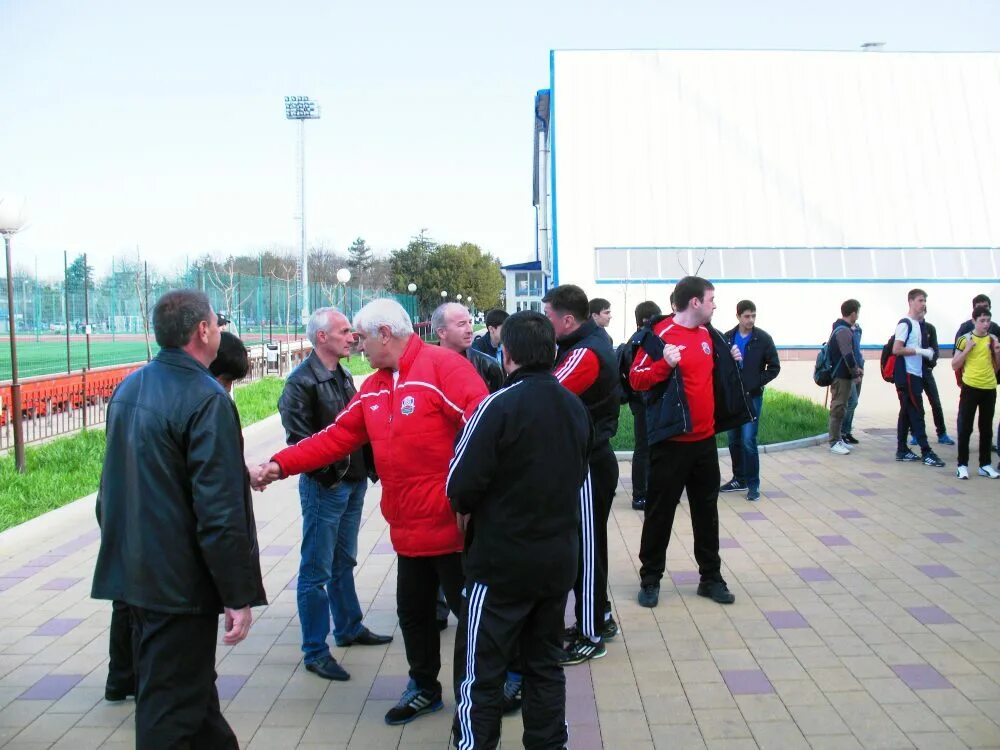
248,461,282,491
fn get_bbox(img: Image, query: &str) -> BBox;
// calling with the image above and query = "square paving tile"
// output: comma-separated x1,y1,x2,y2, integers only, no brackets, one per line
739,512,767,522
860,472,885,479
371,542,395,555
216,674,249,700
721,669,774,695
848,489,875,497
931,507,963,516
369,675,411,700
835,510,865,519
719,538,741,549
19,674,85,700
935,487,964,496
764,490,789,499
924,532,960,544
891,664,954,690
262,545,293,556
38,578,83,591
670,571,700,585
782,473,806,481
765,611,810,629
906,606,957,625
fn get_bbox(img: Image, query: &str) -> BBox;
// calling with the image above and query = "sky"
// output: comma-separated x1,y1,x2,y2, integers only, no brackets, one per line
2,0,999,278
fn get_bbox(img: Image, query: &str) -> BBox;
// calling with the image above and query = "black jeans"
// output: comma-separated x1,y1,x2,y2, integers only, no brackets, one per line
896,373,930,454
396,553,464,693
106,600,135,695
130,606,238,750
957,385,997,468
628,397,650,499
573,442,618,640
639,437,723,586
923,370,947,437
452,584,568,750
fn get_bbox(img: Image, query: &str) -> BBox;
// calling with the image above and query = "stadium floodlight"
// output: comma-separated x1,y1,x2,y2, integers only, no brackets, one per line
0,194,29,473
284,96,322,327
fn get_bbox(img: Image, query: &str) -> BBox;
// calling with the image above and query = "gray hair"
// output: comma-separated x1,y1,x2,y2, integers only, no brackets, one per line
431,303,470,336
352,298,414,338
306,307,345,346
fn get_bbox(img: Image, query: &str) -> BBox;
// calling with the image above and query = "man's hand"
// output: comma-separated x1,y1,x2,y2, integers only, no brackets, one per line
664,344,682,367
223,606,252,645
456,513,471,535
730,344,743,363
250,461,282,491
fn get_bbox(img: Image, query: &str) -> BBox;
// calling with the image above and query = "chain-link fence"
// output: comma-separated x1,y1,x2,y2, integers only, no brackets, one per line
1,260,418,380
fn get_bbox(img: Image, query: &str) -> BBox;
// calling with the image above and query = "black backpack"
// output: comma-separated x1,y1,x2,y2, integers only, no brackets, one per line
616,316,671,403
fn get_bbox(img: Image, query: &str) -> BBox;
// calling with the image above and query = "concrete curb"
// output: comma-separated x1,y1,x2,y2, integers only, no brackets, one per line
613,432,829,461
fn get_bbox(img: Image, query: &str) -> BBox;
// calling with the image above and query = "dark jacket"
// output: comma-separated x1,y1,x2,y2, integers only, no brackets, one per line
829,319,859,380
636,319,753,446
470,333,501,362
278,351,376,486
554,319,621,446
92,348,266,614
724,325,780,397
447,367,592,597
466,347,505,393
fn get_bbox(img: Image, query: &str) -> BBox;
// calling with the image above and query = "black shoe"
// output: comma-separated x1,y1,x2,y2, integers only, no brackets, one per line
895,450,920,462
922,451,945,468
719,479,747,493
502,676,523,715
842,433,860,445
562,623,579,642
637,583,660,608
335,625,393,647
559,637,607,666
104,685,134,702
697,580,735,605
305,655,350,681
384,681,443,725
437,617,449,631
601,617,619,640
631,496,646,511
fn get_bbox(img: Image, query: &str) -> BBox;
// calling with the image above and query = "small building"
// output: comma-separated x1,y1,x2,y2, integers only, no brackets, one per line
518,49,1000,347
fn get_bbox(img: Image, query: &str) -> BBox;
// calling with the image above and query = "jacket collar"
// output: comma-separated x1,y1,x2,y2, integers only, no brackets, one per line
725,325,758,343
506,365,552,386
396,334,424,379
304,350,339,383
156,347,212,375
557,318,599,348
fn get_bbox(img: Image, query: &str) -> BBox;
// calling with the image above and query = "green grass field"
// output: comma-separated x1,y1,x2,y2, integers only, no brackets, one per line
0,339,158,380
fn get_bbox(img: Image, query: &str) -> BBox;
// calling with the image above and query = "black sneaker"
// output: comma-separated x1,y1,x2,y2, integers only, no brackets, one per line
631,496,646,511
637,583,660,608
104,685,135,702
384,681,443,725
719,479,747,493
601,617,619,640
696,580,736,605
305,655,350,681
842,433,860,445
922,451,945,468
559,637,607,666
896,450,920,462
501,676,522,714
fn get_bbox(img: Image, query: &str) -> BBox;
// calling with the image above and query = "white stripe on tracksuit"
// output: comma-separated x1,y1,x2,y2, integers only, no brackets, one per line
456,582,488,750
578,470,597,640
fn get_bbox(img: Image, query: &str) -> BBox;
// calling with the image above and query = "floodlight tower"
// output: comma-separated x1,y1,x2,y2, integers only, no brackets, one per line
284,96,321,326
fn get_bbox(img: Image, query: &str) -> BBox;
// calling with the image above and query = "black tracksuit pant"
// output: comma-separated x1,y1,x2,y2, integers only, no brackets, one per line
106,600,135,696
573,441,618,640
957,385,997,468
130,606,238,750
628,397,651,500
896,373,931,454
639,437,723,586
452,582,569,750
396,552,465,693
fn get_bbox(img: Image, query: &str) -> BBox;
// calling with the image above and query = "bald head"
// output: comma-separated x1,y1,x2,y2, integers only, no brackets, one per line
432,303,473,353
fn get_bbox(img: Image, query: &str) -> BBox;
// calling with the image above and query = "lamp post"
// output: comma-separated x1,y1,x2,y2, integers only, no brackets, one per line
406,283,418,321
0,194,29,473
336,268,351,317
284,96,321,328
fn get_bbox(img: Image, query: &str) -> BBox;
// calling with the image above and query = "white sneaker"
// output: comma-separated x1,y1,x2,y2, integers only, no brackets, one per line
978,465,1000,479
830,440,851,455
956,465,969,480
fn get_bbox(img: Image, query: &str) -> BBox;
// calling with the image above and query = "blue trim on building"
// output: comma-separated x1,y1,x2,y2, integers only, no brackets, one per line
549,50,559,287
501,261,543,271
593,245,1000,251
595,278,999,285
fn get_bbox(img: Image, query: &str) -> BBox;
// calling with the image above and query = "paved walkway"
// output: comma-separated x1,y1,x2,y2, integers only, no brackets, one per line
1,363,999,749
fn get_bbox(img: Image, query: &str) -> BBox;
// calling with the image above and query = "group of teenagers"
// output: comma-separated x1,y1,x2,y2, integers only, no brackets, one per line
91,276,770,749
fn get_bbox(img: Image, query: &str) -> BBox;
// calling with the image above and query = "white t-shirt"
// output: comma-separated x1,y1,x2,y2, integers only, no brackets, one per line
894,317,923,377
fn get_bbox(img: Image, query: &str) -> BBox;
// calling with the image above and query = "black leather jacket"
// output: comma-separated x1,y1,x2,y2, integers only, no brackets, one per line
278,352,376,486
92,349,266,614
466,347,505,393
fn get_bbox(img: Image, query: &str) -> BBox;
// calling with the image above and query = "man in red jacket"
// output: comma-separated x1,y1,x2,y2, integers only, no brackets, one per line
253,299,488,726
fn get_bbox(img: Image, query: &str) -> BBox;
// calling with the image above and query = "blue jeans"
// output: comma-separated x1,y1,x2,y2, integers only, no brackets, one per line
728,394,763,492
841,381,861,436
297,475,366,664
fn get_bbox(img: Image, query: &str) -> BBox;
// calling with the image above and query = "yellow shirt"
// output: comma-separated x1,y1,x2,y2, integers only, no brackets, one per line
957,333,998,390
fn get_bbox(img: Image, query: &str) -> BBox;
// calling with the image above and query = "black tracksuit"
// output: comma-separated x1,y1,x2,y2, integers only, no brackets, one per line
553,319,621,641
448,367,592,750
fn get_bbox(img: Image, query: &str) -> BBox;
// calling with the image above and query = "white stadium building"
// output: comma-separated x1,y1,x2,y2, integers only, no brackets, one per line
505,49,1000,350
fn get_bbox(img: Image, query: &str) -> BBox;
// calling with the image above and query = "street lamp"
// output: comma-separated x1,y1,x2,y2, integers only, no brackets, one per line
284,96,321,327
407,283,417,293
441,290,448,298
0,194,29,473
336,268,351,316
456,294,463,302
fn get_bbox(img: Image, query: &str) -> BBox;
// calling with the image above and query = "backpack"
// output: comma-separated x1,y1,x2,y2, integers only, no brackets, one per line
880,318,913,383
813,338,836,387
615,340,636,404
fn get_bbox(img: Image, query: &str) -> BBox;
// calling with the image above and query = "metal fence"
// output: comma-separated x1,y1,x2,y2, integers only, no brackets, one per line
1,260,417,380
0,341,312,453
